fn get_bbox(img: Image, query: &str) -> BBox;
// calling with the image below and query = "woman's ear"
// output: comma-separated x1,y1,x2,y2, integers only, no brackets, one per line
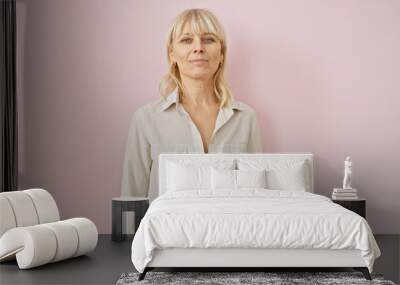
169,47,175,64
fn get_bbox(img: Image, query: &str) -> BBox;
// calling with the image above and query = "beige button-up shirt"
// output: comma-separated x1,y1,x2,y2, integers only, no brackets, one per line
121,89,263,201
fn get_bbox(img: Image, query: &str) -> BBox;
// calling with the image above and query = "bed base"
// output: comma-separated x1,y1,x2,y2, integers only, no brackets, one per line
138,248,372,281
138,267,371,281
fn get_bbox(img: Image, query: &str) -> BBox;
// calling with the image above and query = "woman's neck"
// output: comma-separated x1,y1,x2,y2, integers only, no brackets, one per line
180,76,218,107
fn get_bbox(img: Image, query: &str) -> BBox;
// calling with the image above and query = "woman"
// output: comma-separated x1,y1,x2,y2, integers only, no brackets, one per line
121,8,263,201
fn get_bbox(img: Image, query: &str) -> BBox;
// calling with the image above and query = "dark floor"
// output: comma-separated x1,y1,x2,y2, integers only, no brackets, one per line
0,234,399,285
0,235,134,285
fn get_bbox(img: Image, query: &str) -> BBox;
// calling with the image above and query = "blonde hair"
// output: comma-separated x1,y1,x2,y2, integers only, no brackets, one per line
158,8,233,108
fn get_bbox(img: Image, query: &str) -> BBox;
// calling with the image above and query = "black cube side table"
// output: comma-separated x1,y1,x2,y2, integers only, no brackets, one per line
332,198,366,218
112,197,149,242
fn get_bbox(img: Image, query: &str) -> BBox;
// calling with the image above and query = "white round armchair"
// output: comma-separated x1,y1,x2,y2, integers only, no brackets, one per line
0,189,98,269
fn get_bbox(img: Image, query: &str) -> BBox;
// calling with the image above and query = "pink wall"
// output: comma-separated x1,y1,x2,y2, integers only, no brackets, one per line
16,0,400,234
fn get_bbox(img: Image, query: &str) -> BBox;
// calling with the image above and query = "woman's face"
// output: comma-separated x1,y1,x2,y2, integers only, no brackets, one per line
169,23,223,81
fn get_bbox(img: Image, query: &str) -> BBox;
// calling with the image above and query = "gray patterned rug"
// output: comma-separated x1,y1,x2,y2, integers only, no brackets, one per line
116,271,397,285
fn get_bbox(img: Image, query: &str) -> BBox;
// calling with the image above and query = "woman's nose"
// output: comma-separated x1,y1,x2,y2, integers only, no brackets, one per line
193,38,204,53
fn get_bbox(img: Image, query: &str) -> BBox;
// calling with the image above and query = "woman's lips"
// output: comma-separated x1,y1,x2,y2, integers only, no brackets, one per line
190,59,208,65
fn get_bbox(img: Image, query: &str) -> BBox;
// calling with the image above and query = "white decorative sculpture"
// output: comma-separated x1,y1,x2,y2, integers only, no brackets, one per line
342,156,352,189
0,189,98,269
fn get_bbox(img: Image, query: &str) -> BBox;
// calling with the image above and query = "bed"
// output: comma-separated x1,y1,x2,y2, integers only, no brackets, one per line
130,153,381,281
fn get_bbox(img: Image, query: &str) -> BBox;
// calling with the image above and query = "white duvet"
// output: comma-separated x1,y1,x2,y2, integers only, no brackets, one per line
131,189,381,273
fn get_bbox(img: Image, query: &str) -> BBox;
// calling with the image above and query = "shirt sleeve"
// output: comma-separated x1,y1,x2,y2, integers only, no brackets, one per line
121,110,152,197
247,112,264,153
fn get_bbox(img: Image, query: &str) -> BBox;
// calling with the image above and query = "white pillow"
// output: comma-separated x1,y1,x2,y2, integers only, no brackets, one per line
237,169,267,188
166,160,235,191
211,168,236,190
237,159,308,191
211,168,267,190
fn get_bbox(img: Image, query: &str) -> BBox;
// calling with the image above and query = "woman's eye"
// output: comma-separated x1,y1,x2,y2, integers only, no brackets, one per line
180,38,192,43
203,38,215,43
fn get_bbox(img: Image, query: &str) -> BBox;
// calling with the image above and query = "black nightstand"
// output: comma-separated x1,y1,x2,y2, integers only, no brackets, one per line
332,198,366,218
112,197,149,242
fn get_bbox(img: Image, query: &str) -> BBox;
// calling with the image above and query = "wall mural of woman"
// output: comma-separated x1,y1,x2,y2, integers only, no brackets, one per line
121,8,263,202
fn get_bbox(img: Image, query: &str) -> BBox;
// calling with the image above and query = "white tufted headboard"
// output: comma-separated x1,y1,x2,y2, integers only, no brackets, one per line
159,153,314,196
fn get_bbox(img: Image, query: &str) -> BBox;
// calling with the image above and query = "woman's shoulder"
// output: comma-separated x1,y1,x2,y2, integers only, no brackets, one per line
131,97,165,119
231,99,258,116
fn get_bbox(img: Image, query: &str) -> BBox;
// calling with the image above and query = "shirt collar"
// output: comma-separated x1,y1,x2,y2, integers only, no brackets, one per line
160,89,243,112
160,89,180,111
